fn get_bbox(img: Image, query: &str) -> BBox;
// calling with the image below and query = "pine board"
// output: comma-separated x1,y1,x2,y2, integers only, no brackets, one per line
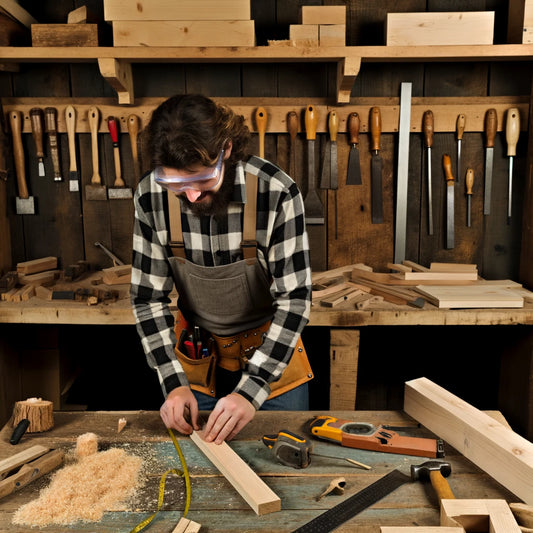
414,285,524,308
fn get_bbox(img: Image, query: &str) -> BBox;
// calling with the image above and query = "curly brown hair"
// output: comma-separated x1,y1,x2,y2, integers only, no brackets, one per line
146,94,251,171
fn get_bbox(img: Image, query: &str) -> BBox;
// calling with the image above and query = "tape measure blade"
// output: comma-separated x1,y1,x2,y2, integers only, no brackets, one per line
292,469,410,533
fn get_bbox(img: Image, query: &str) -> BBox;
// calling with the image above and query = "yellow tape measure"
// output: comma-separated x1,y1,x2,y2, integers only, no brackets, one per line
130,428,192,533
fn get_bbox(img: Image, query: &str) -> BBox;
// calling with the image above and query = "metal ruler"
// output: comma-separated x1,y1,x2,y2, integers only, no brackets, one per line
394,82,412,264
292,469,410,533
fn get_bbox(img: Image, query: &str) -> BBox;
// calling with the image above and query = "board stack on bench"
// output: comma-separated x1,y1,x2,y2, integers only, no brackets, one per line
103,0,256,47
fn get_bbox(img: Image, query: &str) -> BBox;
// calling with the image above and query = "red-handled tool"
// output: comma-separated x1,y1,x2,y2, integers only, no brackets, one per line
107,116,132,199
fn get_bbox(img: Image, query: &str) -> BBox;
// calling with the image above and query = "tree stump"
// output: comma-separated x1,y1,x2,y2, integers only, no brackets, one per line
12,398,54,432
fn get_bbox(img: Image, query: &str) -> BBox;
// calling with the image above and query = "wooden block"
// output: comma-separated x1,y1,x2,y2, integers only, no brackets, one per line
18,270,60,287
31,24,99,46
414,285,524,308
395,271,478,281
35,285,52,300
104,0,251,21
102,264,132,285
300,5,346,25
402,260,430,272
387,263,412,273
20,284,35,301
429,262,478,272
189,431,281,515
404,377,533,505
329,329,359,410
112,20,255,47
172,517,202,533
17,257,57,275
441,499,521,532
319,288,365,307
386,12,495,46
319,24,345,46
289,24,319,46
1,287,17,301
67,5,99,24
508,0,533,43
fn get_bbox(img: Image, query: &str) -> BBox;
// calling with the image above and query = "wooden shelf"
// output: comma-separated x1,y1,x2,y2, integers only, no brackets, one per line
2,44,533,104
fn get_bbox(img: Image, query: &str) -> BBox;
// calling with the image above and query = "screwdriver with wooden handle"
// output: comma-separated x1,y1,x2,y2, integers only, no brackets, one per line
29,108,45,177
423,110,434,235
465,168,474,227
44,107,62,182
505,107,520,224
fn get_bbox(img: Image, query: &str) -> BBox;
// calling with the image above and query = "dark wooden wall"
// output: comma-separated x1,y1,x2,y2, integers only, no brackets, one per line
1,1,532,428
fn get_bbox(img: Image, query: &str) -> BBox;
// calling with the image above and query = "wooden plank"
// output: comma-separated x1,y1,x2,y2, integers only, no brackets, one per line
31,24,100,47
0,445,50,479
397,272,478,281
329,329,359,410
319,25,345,47
0,0,37,27
189,431,281,516
429,263,478,272
414,285,524,308
441,499,521,532
386,12,495,46
381,528,464,532
103,0,251,21
289,24,319,46
112,20,256,47
404,377,533,505
16,257,57,275
300,6,346,25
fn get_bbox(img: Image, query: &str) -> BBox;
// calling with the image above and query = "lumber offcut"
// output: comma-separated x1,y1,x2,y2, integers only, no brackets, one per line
404,377,533,505
190,431,281,515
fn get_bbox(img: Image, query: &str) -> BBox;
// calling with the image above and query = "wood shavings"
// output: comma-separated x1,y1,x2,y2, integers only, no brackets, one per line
76,432,98,458
12,444,143,527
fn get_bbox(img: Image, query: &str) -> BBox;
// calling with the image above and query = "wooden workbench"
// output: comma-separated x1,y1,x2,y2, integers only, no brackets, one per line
0,410,520,532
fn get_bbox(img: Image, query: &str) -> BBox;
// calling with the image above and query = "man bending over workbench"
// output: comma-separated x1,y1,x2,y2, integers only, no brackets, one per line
131,94,313,444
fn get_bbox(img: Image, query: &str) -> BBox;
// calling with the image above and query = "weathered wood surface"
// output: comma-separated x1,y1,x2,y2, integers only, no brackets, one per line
0,410,519,532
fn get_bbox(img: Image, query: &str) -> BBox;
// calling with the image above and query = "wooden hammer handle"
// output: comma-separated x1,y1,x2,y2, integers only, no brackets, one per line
8,110,28,199
429,470,455,500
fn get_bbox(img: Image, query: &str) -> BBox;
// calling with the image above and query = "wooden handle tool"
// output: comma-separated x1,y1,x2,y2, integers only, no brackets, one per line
466,167,474,227
346,112,362,185
88,106,101,186
44,107,62,182
423,110,434,235
29,108,45,177
107,116,124,187
287,111,298,181
506,107,520,221
483,108,497,215
456,113,465,179
127,114,140,187
443,153,455,249
65,105,79,191
255,107,267,159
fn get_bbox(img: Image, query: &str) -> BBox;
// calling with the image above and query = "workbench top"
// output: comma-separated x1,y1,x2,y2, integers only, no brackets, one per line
0,410,519,532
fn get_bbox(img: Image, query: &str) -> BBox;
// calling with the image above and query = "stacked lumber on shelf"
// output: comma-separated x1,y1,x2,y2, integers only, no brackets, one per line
104,0,255,47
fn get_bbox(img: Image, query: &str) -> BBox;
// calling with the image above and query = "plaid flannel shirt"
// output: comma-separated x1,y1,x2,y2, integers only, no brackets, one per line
130,155,312,409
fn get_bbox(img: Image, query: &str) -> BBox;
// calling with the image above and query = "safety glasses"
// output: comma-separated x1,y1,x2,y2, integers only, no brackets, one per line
154,148,225,193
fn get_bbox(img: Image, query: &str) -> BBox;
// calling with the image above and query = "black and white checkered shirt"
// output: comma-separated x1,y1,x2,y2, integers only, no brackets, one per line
130,155,312,409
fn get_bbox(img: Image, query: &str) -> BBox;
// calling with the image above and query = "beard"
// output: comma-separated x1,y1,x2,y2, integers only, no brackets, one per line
182,164,236,217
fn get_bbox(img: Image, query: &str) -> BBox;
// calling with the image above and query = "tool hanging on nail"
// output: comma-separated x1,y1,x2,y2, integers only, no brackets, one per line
465,168,474,228
505,107,520,224
65,105,79,192
346,112,362,185
483,108,497,215
9,110,35,215
329,111,339,238
319,114,331,189
287,111,299,181
127,114,141,189
443,153,455,249
255,107,267,159
29,108,45,177
303,105,324,225
423,110,434,235
107,116,132,199
86,106,107,200
44,107,62,182
369,106,383,224
456,113,465,182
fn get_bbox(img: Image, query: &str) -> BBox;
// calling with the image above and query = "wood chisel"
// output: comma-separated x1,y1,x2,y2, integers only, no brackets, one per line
505,107,520,224
9,110,35,215
44,107,62,182
319,116,331,189
255,107,267,159
86,106,107,200
287,111,299,181
127,114,141,189
107,116,132,199
465,167,474,227
303,105,324,225
29,107,45,177
369,106,383,224
443,153,455,249
423,110,434,235
394,82,412,264
483,108,497,215
329,111,339,237
346,112,361,185
456,113,465,182
65,105,79,192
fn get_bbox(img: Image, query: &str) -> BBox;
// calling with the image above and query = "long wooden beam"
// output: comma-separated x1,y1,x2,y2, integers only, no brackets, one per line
189,431,281,516
404,377,533,505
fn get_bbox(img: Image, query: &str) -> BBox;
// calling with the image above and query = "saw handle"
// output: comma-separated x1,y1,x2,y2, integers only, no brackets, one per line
29,108,44,158
456,113,466,141
370,107,381,152
328,111,338,142
347,112,360,145
443,154,454,184
305,105,318,141
484,108,497,148
8,110,28,199
506,108,520,157
423,110,434,148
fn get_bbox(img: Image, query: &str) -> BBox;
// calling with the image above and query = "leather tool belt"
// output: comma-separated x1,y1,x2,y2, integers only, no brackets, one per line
173,311,313,399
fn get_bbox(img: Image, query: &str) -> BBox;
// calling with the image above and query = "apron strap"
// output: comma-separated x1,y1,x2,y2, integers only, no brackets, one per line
167,171,258,260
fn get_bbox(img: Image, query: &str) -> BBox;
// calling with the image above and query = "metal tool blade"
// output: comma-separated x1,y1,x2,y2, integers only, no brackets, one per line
505,107,520,223
484,148,494,216
457,139,461,181
346,112,362,185
423,110,434,235
508,156,514,222
456,113,465,183
394,81,412,264
427,146,433,235
370,107,383,224
319,139,331,189
447,184,455,249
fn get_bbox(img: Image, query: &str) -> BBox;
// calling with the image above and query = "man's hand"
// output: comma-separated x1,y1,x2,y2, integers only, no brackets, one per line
160,386,201,435
203,393,255,444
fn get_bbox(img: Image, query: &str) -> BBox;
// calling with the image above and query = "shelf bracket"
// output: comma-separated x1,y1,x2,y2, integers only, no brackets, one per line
97,58,134,105
336,56,361,104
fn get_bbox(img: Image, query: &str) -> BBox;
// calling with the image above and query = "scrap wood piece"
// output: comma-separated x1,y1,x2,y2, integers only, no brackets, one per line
356,294,383,309
312,263,370,285
320,287,365,307
430,262,478,272
402,260,430,272
1,287,17,301
387,262,412,272
414,285,524,308
393,271,479,281
404,377,533,505
441,499,521,532
102,264,131,285
0,444,50,480
190,431,281,515
117,417,127,433
312,280,350,300
172,517,202,533
18,269,60,286
16,256,58,275
315,477,346,501
354,278,425,308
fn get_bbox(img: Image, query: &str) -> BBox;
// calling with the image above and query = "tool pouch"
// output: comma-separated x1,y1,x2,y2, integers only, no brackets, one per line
174,312,313,399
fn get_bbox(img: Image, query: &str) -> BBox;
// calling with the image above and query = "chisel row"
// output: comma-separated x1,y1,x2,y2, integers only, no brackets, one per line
7,106,142,214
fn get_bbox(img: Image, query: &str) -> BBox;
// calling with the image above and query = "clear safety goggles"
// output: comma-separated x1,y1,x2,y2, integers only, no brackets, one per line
154,148,225,193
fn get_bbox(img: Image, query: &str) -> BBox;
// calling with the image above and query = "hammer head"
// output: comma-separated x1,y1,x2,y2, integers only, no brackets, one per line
411,460,451,481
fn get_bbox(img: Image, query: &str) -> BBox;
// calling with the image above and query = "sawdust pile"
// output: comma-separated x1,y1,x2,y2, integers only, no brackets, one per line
13,434,143,527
